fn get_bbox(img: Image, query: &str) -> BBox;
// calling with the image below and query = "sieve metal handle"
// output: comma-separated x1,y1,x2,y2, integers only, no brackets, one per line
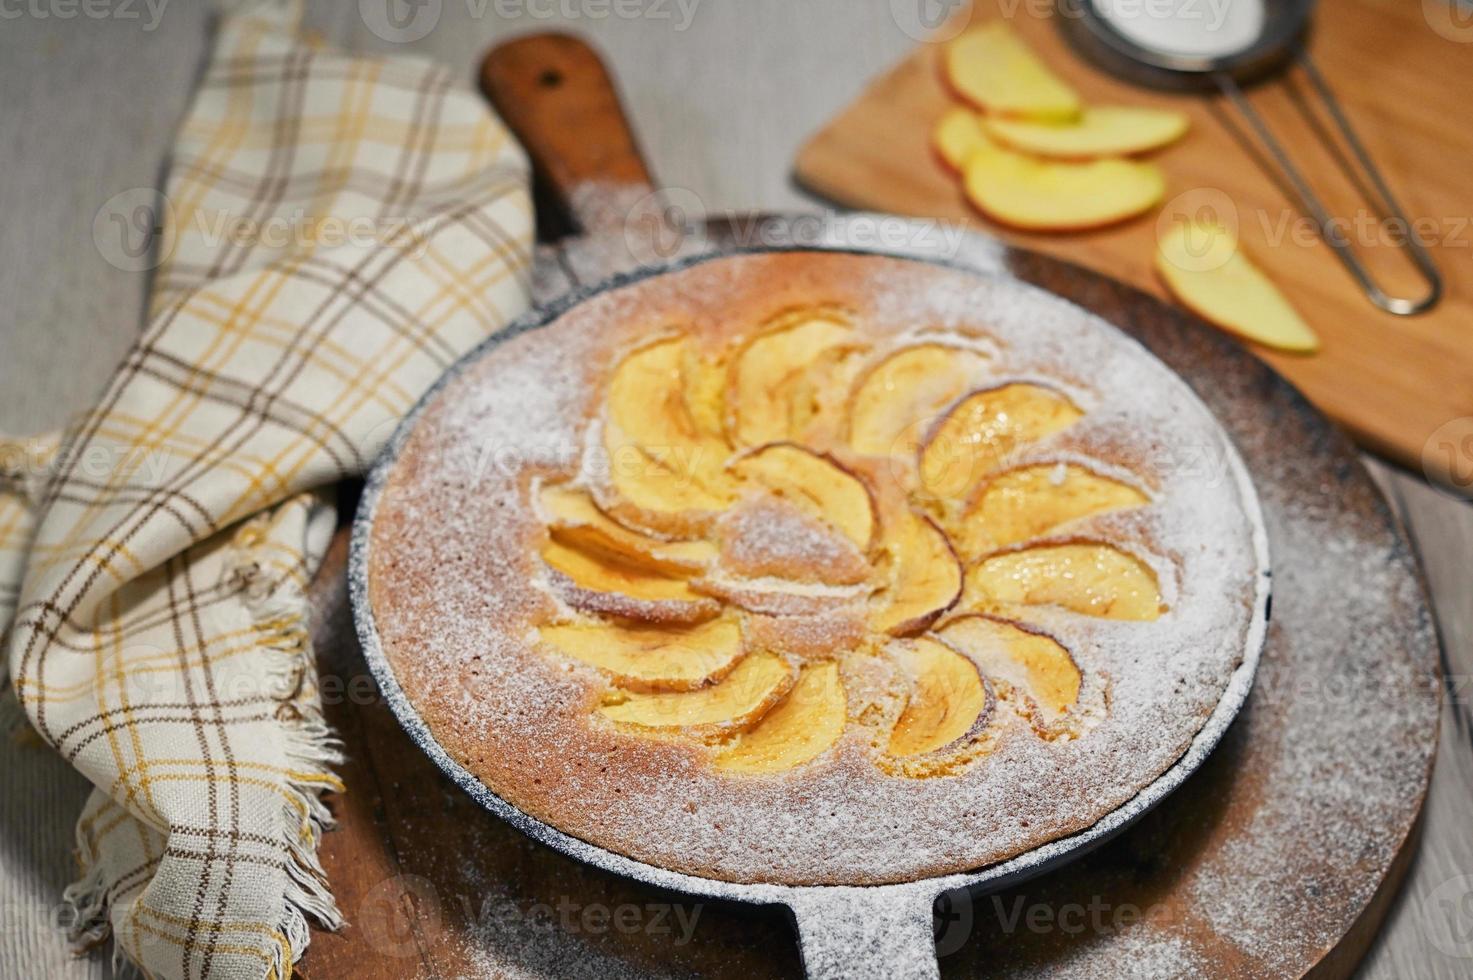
1214,51,1442,316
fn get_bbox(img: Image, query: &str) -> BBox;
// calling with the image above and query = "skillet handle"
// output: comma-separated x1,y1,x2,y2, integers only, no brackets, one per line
479,32,655,238
787,885,941,980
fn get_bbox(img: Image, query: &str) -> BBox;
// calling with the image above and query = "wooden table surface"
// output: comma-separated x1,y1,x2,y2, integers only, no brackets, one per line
1,2,1470,977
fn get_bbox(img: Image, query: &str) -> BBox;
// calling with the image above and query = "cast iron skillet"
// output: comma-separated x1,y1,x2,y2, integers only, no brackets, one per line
348,35,1271,979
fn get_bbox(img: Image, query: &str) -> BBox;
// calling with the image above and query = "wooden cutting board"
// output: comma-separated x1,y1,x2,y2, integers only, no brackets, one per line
795,0,1473,484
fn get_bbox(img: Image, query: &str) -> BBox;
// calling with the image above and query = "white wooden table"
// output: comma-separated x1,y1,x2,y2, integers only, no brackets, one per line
2,3,1469,977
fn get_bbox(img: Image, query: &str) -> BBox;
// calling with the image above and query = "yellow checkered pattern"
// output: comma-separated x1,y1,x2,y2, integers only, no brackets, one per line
0,5,533,978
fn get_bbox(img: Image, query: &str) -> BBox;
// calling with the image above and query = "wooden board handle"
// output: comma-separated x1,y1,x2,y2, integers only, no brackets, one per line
480,33,654,237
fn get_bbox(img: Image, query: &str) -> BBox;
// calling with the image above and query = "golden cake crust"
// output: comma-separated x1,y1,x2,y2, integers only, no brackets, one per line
366,251,1266,885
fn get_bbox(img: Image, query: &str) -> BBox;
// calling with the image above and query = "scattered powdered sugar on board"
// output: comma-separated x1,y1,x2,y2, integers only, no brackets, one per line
365,251,1269,886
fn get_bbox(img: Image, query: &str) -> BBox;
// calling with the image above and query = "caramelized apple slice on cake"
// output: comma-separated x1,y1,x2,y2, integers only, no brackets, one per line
847,344,990,458
598,651,795,730
887,636,991,757
601,335,735,534
871,503,963,636
539,616,745,692
953,463,1147,558
727,309,861,447
964,542,1163,621
540,484,717,574
918,383,1082,500
540,538,718,624
936,615,1082,736
729,443,876,551
717,661,847,773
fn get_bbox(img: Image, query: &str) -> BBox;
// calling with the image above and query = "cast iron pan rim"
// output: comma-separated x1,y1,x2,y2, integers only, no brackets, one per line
349,236,1271,908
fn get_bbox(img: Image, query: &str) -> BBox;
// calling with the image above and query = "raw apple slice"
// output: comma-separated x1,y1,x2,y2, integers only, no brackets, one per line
716,661,847,773
598,651,794,729
954,463,1147,557
964,542,1163,621
963,137,1166,231
727,310,859,447
918,384,1082,500
1155,218,1320,353
887,636,990,757
730,443,876,550
945,21,1080,121
540,484,717,574
983,106,1188,159
937,615,1081,733
538,617,745,692
541,539,718,624
602,335,735,532
847,344,990,458
933,106,987,172
872,504,963,636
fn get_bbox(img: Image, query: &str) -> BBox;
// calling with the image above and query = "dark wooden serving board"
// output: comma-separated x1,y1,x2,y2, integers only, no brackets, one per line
296,34,1440,979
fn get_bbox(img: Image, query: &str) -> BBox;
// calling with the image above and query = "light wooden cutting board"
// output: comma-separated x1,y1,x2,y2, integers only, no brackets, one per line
795,0,1473,484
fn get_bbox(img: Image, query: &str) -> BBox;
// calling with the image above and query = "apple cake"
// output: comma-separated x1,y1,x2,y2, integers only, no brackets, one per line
365,250,1269,885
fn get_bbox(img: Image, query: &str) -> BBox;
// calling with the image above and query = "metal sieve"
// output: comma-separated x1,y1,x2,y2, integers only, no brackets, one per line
1059,0,1442,315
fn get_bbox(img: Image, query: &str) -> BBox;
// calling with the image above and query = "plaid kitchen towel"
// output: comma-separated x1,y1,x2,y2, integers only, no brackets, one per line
0,2,533,977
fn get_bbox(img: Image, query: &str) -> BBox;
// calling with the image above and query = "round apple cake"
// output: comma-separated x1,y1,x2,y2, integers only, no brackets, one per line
365,250,1269,885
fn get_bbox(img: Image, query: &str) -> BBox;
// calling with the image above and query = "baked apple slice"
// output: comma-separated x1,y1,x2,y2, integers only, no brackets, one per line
541,539,718,624
964,542,1163,621
730,443,876,551
887,636,991,757
681,342,731,442
963,137,1166,231
933,106,987,172
871,504,963,636
1156,218,1320,353
918,383,1082,500
954,463,1148,557
603,335,735,532
944,21,1080,121
540,484,717,574
598,651,794,729
778,342,868,443
716,661,847,773
936,615,1081,734
847,344,990,459
727,310,860,447
983,106,1188,159
539,617,744,692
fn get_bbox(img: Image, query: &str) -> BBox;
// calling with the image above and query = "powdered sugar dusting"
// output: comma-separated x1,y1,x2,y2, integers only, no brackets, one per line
365,251,1268,886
